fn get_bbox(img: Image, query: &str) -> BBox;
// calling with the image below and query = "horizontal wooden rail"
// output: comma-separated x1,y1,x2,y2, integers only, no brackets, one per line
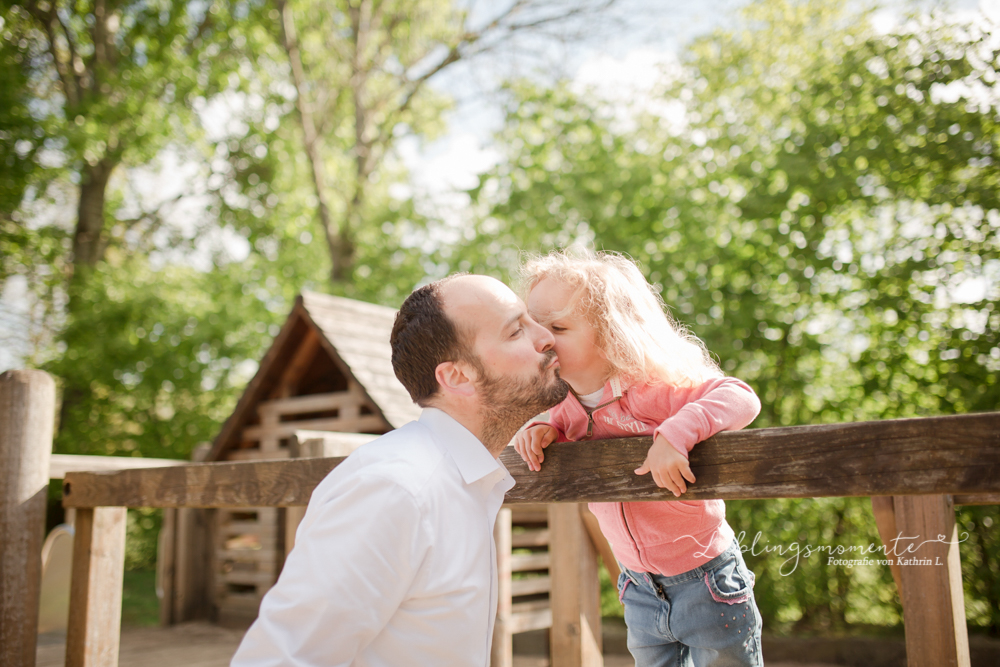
63,412,1000,509
48,454,184,479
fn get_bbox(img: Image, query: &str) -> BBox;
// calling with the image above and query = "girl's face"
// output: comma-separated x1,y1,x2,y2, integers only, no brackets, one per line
527,277,611,395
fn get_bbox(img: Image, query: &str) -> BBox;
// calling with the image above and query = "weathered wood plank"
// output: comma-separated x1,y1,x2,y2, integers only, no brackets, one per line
504,411,1000,502
511,528,550,548
511,553,550,572
63,458,342,508
508,607,553,634
549,503,602,667
0,369,56,667
510,576,550,597
870,496,905,606
63,412,1000,509
491,507,513,667
954,492,1000,506
156,508,176,625
242,414,386,441
49,454,184,479
895,495,971,667
258,391,356,417
66,507,127,667
291,430,377,458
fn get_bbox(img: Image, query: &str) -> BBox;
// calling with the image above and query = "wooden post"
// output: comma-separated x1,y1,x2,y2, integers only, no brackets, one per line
156,508,177,625
893,494,970,667
66,506,127,667
0,369,56,667
871,496,904,603
491,507,513,667
549,503,603,667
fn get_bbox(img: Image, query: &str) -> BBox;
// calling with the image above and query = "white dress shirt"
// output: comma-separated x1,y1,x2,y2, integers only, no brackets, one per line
231,408,515,667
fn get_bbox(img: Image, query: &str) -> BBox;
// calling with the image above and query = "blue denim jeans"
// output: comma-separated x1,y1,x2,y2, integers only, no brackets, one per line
617,541,762,667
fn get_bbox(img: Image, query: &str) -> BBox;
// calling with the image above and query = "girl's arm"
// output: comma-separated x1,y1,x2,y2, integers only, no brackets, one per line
642,377,762,457
633,377,760,495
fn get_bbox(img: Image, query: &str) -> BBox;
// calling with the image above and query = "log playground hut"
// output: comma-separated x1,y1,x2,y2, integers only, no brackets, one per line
175,291,421,625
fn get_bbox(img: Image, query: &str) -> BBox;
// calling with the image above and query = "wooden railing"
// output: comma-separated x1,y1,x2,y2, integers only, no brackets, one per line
2,370,999,667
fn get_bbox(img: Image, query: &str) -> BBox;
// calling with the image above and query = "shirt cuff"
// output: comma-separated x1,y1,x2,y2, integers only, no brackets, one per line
653,422,693,458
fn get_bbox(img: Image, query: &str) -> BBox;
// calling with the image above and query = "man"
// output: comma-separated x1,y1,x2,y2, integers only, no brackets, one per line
231,274,569,666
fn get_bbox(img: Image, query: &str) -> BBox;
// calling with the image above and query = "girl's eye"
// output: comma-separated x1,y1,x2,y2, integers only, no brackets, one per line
551,325,566,333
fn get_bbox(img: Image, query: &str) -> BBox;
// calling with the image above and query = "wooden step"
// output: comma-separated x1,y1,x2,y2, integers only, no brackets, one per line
219,548,278,564
509,504,548,525
510,575,550,597
511,553,550,572
221,520,276,535
509,605,552,633
511,528,549,548
220,570,278,587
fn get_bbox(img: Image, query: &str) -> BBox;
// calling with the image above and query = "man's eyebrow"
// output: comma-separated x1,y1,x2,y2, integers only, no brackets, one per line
501,310,525,332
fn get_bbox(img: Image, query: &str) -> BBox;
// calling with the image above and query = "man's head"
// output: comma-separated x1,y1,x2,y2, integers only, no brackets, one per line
391,274,569,451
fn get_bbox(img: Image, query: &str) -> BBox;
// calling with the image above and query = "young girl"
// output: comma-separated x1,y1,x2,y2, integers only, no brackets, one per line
512,250,762,667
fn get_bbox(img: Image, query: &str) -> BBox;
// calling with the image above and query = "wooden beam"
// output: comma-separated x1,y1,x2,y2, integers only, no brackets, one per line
870,496,904,605
63,412,1000,509
291,430,377,458
242,414,386,441
63,458,341,508
511,576,551,597
511,528,549,548
549,503,602,667
894,495,970,667
954,492,1000,506
48,454,183,479
491,507,513,667
258,391,356,417
0,369,56,667
66,507,127,667
276,326,320,396
157,508,177,625
503,411,1000,502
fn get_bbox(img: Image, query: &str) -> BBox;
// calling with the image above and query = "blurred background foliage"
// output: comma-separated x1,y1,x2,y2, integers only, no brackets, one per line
3,0,998,636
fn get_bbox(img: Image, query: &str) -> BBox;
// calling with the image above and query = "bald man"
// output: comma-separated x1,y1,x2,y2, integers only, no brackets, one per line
232,275,569,666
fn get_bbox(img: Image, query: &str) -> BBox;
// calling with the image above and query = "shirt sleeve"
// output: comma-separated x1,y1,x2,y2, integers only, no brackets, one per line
526,406,568,442
649,377,762,457
230,473,428,667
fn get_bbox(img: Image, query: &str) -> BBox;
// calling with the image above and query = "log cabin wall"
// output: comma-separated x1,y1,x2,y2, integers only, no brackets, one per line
202,292,418,627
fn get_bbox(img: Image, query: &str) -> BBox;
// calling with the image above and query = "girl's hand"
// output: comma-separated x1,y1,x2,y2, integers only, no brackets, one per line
512,425,559,472
635,434,696,497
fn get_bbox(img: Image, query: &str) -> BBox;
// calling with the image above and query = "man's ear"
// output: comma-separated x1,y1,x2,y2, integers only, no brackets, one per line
434,360,476,398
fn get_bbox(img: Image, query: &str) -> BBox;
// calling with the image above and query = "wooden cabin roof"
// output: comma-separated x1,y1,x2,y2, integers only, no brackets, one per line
208,291,420,462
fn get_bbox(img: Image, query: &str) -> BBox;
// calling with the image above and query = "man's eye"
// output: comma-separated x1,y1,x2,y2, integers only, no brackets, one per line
511,327,523,338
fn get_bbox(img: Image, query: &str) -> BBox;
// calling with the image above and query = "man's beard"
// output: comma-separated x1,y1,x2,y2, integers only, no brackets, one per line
473,349,569,454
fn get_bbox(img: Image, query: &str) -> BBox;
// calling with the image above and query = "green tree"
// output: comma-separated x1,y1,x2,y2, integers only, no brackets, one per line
456,0,999,632
272,0,620,286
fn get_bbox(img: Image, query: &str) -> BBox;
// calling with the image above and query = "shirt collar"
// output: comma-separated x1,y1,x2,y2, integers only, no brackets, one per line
419,408,506,486
571,376,624,405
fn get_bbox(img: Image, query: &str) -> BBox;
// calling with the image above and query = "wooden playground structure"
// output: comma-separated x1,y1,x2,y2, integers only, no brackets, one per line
3,367,1000,667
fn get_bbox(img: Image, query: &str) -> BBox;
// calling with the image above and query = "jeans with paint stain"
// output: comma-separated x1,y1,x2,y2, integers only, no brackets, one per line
617,540,763,667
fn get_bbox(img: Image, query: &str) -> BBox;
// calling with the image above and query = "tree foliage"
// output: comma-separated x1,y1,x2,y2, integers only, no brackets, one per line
458,0,999,632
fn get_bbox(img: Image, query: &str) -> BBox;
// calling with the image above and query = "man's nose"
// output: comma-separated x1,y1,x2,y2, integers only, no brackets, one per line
529,318,554,352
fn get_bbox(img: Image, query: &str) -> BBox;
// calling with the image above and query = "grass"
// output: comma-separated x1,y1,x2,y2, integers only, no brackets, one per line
121,569,160,628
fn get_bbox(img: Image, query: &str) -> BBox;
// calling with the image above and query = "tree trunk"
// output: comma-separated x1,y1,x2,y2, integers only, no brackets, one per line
72,158,116,272
276,0,352,285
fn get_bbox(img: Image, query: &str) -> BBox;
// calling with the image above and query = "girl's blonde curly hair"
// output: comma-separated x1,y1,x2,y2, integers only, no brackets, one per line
520,249,722,388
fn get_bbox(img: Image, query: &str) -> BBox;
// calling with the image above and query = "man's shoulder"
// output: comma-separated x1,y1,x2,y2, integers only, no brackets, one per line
314,420,449,503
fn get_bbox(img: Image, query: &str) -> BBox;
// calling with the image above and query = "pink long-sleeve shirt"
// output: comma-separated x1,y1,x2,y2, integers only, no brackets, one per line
539,376,761,576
